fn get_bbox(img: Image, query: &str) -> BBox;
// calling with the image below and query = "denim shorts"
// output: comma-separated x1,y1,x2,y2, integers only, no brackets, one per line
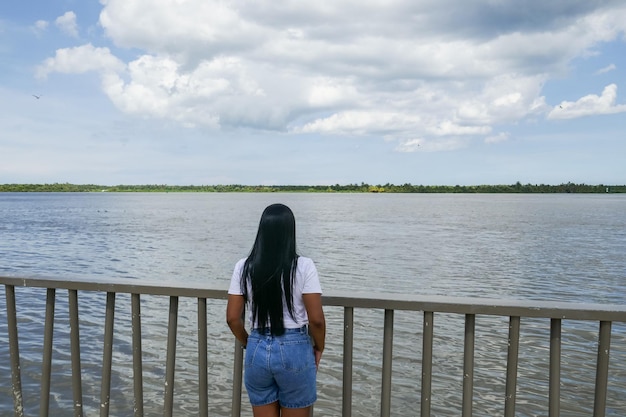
244,326,317,408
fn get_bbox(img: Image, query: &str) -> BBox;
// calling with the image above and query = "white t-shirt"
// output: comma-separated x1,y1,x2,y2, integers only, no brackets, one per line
228,256,322,329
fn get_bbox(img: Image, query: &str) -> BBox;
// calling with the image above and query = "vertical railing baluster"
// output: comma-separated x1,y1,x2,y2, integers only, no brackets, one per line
380,309,394,417
131,293,144,417
593,320,612,417
421,311,434,417
164,296,179,417
232,335,244,417
198,298,208,417
549,318,561,417
5,285,25,417
68,289,84,417
504,316,520,417
40,288,56,417
100,292,116,417
462,314,475,417
342,306,354,417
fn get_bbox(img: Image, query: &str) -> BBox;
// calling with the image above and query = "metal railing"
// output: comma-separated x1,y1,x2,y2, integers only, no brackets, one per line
2,275,626,417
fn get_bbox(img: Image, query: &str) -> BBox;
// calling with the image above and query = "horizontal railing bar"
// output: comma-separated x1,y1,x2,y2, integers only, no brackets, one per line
0,276,229,299
324,291,626,321
3,275,626,322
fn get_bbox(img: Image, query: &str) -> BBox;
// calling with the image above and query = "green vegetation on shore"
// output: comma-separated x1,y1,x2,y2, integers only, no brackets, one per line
0,182,624,193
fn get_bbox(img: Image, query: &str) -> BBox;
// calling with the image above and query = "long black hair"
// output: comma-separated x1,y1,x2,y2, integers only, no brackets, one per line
241,204,299,336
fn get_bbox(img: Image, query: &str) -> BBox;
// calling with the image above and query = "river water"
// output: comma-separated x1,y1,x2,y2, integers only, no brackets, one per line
1,192,625,416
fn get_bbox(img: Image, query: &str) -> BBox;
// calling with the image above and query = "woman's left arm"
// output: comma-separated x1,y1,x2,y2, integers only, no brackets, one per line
226,294,248,347
303,293,325,368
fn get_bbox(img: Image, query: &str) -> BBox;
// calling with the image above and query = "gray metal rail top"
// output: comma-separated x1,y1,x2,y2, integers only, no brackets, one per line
3,275,626,320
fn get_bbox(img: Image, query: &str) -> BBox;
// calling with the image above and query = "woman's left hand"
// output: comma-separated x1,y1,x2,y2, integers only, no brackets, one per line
314,347,323,369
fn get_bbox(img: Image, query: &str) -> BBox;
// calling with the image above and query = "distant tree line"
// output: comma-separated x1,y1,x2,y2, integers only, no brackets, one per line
0,182,624,193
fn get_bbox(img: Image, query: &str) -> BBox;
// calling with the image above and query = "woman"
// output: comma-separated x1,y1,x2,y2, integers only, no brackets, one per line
227,203,325,417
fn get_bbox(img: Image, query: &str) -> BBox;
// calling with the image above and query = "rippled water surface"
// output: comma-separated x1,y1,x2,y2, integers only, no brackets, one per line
1,192,626,416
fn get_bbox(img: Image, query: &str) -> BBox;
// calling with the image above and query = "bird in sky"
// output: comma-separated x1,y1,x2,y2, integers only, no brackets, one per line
32,94,41,99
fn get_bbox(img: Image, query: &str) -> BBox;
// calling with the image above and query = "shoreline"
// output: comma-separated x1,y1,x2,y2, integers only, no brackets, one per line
1,182,625,193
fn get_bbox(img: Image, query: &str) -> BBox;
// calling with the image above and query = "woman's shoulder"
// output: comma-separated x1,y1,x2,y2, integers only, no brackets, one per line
233,257,247,271
297,256,316,269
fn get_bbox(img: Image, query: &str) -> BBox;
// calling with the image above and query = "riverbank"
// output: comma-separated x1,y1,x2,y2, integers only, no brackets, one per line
1,182,625,193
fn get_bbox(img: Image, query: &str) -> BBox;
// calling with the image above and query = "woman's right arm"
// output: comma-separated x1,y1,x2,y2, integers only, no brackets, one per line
226,294,248,348
303,293,325,368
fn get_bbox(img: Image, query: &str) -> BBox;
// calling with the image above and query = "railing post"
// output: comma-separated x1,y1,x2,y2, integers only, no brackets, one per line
549,319,561,417
68,289,84,417
100,292,116,417
593,320,612,417
131,293,144,417
381,309,394,417
5,285,25,417
342,306,354,417
462,314,475,417
40,288,56,417
232,341,244,417
504,316,520,417
421,311,434,417
232,310,245,417
164,296,179,417
198,298,208,417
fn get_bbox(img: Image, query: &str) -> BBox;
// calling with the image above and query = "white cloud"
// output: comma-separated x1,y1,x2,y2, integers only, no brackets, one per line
33,20,48,33
395,138,468,153
55,11,79,38
456,74,549,125
595,64,616,75
102,55,266,127
548,84,626,119
99,0,266,56
395,138,423,152
307,78,359,107
485,132,510,144
36,44,125,79
428,121,491,137
38,0,626,151
296,111,423,135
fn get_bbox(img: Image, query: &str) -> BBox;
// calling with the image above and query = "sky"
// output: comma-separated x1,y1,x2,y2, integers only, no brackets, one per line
1,0,625,186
